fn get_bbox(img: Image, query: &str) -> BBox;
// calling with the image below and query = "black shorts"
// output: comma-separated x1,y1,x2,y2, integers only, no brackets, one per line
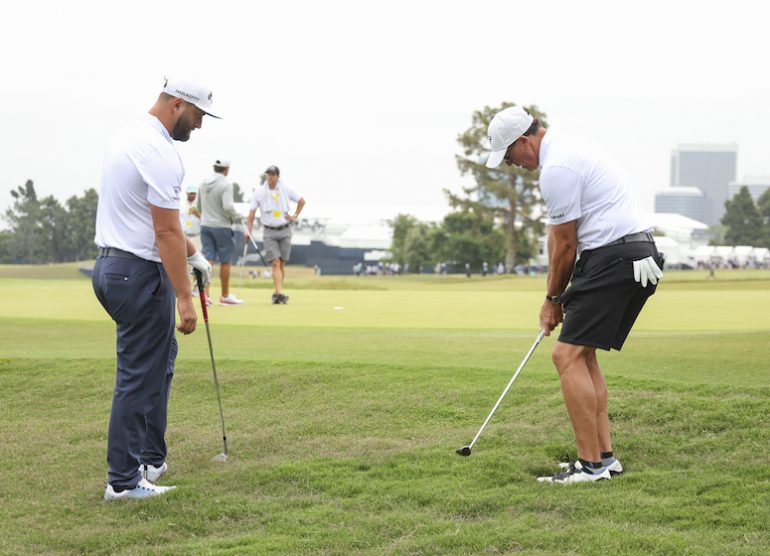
559,241,663,351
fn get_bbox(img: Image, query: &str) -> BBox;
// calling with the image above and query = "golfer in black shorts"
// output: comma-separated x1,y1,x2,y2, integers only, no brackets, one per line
486,106,664,484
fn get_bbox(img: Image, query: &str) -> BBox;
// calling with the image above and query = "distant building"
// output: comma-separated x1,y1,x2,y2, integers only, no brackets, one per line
670,143,737,225
654,187,708,223
728,176,770,204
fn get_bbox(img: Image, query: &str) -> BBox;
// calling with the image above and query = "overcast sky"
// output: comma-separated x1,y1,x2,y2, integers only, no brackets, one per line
2,0,768,226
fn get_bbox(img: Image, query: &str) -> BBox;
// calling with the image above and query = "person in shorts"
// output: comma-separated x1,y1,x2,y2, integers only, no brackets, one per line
485,106,664,484
198,159,245,306
245,165,305,304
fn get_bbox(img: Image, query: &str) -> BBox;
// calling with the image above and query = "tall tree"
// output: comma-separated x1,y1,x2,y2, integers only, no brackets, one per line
721,186,762,245
388,213,420,267
757,188,770,248
452,102,547,271
65,188,99,261
5,180,45,263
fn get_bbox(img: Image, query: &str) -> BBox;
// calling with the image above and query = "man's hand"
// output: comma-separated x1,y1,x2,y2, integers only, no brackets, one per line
284,212,297,222
188,251,212,286
176,296,197,334
633,256,663,287
539,301,564,336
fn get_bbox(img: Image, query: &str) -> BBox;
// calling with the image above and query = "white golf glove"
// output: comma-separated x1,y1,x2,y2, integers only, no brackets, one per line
633,256,663,287
188,251,212,287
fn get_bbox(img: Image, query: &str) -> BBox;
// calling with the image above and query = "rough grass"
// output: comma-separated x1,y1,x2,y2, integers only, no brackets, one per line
1,268,769,555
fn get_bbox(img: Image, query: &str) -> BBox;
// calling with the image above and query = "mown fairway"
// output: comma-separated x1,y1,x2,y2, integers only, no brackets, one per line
1,265,768,555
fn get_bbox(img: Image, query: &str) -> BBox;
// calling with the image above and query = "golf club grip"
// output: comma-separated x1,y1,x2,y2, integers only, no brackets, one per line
193,269,209,323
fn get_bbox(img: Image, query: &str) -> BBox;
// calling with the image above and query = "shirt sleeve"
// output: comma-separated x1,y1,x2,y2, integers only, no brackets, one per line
285,186,302,203
539,165,583,225
136,146,183,210
249,189,260,211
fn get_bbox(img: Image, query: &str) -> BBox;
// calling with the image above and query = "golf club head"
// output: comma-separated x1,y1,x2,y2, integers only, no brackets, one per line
456,446,472,457
212,452,228,462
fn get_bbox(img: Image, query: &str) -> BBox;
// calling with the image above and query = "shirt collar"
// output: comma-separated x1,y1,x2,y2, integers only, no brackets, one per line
538,129,552,170
141,113,173,144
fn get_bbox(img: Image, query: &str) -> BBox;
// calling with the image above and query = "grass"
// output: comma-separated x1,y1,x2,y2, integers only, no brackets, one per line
1,265,769,555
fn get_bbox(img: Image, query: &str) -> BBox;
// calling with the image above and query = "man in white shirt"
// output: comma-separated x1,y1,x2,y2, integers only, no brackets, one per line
485,106,664,485
93,76,214,500
245,165,305,304
181,183,201,245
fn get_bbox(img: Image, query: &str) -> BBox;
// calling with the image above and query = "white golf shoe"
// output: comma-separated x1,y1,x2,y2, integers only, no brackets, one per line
139,462,168,483
559,458,624,477
104,478,175,501
537,461,611,484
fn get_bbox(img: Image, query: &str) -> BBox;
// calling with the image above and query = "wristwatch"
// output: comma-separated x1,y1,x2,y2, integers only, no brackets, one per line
545,294,562,304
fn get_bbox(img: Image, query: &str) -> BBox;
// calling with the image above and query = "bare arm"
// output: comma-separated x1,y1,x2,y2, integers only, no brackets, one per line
151,205,197,334
246,209,256,238
540,220,578,335
285,197,306,222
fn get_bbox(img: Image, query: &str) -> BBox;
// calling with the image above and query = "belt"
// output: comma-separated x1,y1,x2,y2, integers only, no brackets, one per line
603,231,655,248
98,247,143,260
263,223,290,231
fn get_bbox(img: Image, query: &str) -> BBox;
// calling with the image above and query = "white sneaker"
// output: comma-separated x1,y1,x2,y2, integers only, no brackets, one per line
559,458,624,476
537,462,611,484
104,478,175,501
139,462,168,483
219,295,244,306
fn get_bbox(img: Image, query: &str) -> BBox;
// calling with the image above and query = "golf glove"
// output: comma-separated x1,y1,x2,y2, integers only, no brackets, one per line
633,256,663,287
188,251,212,287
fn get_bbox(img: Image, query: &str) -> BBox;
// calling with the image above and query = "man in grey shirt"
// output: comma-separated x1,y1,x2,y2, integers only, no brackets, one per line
198,159,244,306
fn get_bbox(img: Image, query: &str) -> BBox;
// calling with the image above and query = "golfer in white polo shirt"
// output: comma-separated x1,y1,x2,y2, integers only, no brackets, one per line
245,165,305,304
485,106,664,484
93,76,215,500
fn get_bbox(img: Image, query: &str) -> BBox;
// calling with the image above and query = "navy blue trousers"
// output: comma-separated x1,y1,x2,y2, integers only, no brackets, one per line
92,254,177,490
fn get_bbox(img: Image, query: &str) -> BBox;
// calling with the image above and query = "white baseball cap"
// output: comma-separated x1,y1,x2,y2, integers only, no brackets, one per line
186,183,198,193
213,159,230,168
485,106,534,168
163,76,222,119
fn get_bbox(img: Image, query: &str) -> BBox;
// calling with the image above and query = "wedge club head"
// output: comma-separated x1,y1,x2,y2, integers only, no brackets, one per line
456,446,472,457
212,452,228,462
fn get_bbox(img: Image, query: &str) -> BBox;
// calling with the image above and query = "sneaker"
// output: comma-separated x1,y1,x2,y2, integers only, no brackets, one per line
537,462,611,484
271,293,280,304
559,458,623,477
219,295,244,306
277,293,289,304
205,296,214,307
104,478,175,501
139,462,168,483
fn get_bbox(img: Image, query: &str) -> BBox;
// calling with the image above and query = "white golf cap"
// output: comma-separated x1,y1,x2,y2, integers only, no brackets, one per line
186,183,198,193
163,76,222,119
485,106,534,168
213,159,230,168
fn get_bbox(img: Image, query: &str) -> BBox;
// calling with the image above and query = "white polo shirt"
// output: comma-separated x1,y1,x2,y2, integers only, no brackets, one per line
538,130,651,253
95,113,185,262
249,181,302,227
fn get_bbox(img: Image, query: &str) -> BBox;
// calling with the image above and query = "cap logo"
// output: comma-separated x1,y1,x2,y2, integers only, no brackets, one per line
208,92,213,102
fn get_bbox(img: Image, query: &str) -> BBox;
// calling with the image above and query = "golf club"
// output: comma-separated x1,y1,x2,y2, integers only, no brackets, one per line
236,241,248,298
242,221,269,267
194,269,229,462
456,329,545,457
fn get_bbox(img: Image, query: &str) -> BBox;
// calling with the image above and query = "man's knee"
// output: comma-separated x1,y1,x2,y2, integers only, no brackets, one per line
552,342,592,375
271,259,280,268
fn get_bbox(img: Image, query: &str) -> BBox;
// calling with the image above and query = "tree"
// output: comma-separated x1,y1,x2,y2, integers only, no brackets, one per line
65,189,99,261
452,102,548,271
721,186,762,245
437,211,505,269
5,180,46,263
233,182,245,203
757,188,770,248
388,213,420,267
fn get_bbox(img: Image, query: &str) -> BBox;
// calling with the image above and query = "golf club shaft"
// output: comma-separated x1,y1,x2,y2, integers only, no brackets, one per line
194,270,229,456
237,241,248,297
467,330,545,450
242,221,269,267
